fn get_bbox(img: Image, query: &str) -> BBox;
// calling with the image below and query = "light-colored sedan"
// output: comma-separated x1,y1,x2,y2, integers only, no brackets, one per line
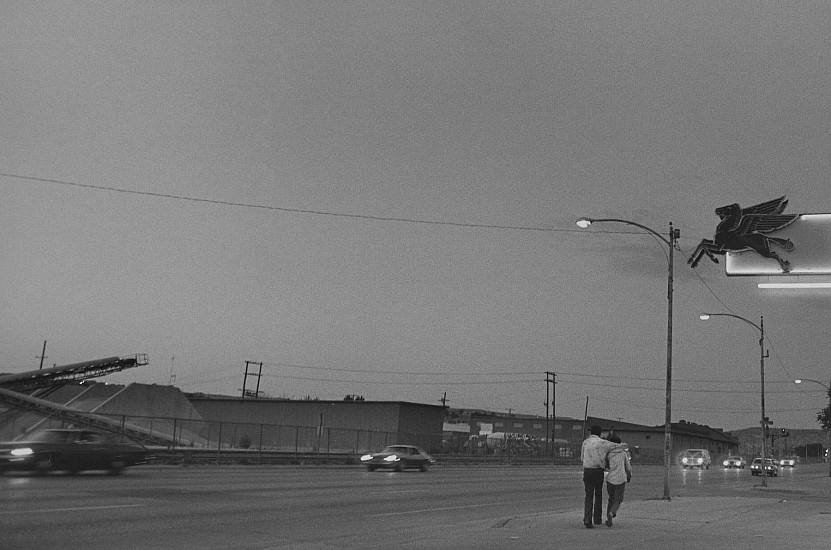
779,456,798,468
722,456,745,469
360,445,435,472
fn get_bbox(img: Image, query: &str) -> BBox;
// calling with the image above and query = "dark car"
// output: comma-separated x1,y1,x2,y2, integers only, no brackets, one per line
360,444,435,472
750,457,779,477
722,456,746,469
0,429,150,475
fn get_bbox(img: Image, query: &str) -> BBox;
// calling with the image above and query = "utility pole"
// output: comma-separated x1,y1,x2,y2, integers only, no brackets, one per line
169,356,176,385
545,372,556,458
241,361,263,399
439,392,449,407
37,340,48,370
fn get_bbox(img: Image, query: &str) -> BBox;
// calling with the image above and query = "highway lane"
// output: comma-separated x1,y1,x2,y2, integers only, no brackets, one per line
0,463,816,549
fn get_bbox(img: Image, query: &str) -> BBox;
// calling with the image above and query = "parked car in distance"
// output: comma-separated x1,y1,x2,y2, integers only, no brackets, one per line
0,428,150,475
360,444,435,472
680,449,712,469
750,457,779,476
779,456,798,468
722,456,746,469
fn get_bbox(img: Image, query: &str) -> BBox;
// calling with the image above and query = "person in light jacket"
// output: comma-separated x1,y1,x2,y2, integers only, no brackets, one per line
604,434,632,527
581,425,622,528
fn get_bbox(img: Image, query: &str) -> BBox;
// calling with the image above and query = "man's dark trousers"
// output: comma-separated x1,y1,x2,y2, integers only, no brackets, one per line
583,467,605,525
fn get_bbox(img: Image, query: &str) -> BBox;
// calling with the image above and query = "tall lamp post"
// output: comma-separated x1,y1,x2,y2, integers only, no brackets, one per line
794,378,831,477
575,217,679,501
699,313,769,487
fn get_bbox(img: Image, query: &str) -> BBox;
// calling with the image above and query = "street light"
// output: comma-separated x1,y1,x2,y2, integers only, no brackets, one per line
794,378,831,477
699,312,769,487
575,217,679,501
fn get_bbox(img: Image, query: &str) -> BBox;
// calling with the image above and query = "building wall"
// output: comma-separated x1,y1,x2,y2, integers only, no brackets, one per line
188,398,446,453
466,413,739,463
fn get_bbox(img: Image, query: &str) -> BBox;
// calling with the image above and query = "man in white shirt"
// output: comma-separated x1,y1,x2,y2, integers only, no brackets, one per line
581,425,621,528
604,434,632,527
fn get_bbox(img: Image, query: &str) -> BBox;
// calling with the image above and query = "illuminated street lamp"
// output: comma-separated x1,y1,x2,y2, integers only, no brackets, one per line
794,378,831,477
699,313,769,487
575,217,679,501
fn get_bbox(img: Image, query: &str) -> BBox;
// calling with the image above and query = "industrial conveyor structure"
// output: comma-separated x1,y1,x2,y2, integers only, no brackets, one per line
0,355,148,392
0,354,177,447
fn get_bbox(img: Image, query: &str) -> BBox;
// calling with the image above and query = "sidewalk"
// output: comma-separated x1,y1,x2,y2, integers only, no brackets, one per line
417,473,831,550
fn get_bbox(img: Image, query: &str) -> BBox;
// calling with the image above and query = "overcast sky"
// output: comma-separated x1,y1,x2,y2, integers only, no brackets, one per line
4,1,831,431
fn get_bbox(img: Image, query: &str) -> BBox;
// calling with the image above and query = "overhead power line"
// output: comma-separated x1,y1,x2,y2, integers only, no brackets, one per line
2,172,568,233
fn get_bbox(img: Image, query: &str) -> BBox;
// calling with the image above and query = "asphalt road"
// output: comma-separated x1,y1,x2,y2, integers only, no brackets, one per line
0,462,817,549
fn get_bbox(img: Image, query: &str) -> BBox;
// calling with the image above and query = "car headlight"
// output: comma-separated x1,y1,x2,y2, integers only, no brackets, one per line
360,454,373,461
682,458,688,464
10,447,34,457
723,461,728,466
384,455,400,462
696,458,703,464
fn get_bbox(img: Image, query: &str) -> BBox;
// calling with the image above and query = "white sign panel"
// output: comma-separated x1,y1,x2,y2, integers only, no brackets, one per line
726,214,831,276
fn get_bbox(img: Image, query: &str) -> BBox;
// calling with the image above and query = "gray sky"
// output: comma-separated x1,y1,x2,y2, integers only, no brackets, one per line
3,1,831,431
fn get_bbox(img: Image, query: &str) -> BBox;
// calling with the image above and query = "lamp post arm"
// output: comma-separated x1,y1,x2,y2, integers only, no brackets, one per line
700,312,762,334
578,218,673,247
796,378,831,390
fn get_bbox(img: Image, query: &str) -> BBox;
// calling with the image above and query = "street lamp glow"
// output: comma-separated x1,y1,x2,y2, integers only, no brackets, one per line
699,314,711,320
575,217,593,228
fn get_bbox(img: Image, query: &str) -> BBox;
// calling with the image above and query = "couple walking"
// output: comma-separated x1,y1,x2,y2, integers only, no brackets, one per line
581,425,632,528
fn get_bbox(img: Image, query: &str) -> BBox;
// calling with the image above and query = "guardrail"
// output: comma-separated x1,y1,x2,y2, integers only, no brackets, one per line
147,447,584,467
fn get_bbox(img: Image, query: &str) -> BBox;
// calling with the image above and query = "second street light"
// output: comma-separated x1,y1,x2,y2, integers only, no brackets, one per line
699,312,769,487
575,217,679,501
794,378,831,477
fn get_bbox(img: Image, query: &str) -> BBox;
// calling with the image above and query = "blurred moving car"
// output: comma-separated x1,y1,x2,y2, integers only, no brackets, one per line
0,429,150,475
360,445,435,472
680,449,712,469
750,457,779,476
722,456,746,469
779,456,798,468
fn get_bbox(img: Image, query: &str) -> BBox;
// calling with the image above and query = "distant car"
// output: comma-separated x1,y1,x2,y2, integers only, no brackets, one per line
360,445,435,472
750,457,779,477
681,449,711,469
723,456,746,469
0,429,150,475
779,456,798,468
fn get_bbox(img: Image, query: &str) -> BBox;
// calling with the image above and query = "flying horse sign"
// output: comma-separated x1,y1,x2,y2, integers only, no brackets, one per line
689,196,831,276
